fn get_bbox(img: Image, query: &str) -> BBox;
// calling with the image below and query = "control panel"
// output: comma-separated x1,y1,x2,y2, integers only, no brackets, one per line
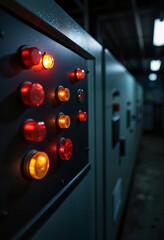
0,9,89,239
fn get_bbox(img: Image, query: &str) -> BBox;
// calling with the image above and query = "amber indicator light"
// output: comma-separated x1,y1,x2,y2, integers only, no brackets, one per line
58,114,71,129
23,120,46,142
20,47,42,68
59,138,73,160
42,54,54,69
57,87,70,102
20,82,45,106
76,69,85,80
78,111,87,122
23,151,50,179
77,89,84,103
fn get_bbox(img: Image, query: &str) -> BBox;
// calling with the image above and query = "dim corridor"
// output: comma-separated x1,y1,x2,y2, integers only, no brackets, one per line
119,133,164,240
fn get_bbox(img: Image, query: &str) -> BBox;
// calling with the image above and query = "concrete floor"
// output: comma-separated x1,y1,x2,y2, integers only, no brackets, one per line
119,134,164,240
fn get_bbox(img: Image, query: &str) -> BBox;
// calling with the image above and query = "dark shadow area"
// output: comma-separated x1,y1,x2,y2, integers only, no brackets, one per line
0,91,25,123
0,53,23,78
3,134,28,164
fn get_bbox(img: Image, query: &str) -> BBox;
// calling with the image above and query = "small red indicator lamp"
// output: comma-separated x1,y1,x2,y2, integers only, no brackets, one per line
23,150,50,179
78,110,87,122
58,114,71,129
76,69,85,80
42,54,54,69
57,86,70,102
77,89,84,103
58,138,73,160
113,103,120,112
20,47,42,68
20,82,45,106
23,120,46,142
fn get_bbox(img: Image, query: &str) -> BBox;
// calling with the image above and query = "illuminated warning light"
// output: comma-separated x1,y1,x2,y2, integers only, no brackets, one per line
76,69,85,80
42,54,54,69
58,138,73,160
113,103,120,112
23,151,50,179
78,111,87,122
23,120,46,142
20,47,42,68
20,82,45,106
77,89,84,103
57,86,70,102
58,114,71,129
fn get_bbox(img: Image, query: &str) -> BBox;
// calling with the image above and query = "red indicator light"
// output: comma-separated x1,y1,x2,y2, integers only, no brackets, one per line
77,89,84,103
113,103,120,112
76,69,85,80
42,54,54,69
20,82,45,106
23,120,46,142
58,138,73,160
20,47,42,68
78,111,87,122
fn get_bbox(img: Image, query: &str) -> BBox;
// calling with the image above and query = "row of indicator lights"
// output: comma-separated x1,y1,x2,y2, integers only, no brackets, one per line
20,46,86,82
23,111,87,142
20,83,85,106
23,138,73,179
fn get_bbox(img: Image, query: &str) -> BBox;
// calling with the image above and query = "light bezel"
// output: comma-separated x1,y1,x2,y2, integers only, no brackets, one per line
78,110,87,122
19,46,42,69
58,138,73,161
19,81,45,107
56,86,70,103
57,112,71,129
75,68,85,80
42,53,54,70
23,150,50,179
22,119,46,143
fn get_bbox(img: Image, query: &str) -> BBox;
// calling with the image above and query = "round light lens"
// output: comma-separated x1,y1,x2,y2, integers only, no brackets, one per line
59,138,73,160
58,114,71,129
24,151,50,179
78,111,87,122
21,47,42,68
23,120,46,142
42,54,54,69
57,87,70,102
20,82,45,106
77,89,84,103
76,69,85,80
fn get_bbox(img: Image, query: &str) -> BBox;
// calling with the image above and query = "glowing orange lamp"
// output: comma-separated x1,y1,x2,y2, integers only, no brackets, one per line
23,151,50,179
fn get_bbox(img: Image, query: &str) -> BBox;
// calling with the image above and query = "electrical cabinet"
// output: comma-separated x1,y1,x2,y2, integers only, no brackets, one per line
104,49,143,240
0,1,103,239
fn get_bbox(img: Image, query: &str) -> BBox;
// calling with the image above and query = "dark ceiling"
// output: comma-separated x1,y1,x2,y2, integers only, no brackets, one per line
54,0,164,87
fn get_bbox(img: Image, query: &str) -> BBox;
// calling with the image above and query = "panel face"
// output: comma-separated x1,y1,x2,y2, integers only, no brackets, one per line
0,9,89,239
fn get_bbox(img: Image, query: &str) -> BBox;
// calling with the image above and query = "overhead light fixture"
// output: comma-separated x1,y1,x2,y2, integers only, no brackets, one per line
153,18,164,46
149,73,157,81
150,60,161,71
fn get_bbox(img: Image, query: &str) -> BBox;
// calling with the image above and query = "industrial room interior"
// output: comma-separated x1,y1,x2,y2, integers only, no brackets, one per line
0,0,164,240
